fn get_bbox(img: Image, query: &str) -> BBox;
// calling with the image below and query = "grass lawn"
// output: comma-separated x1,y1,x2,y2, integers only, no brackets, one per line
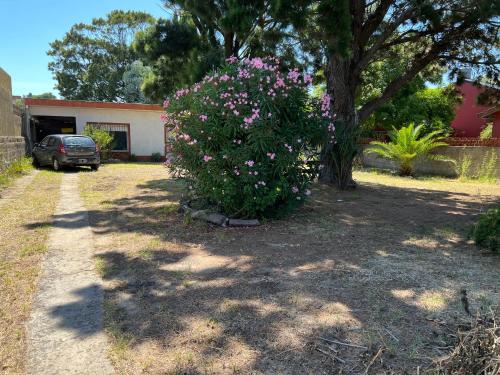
0,170,61,374
0,157,34,190
79,164,499,374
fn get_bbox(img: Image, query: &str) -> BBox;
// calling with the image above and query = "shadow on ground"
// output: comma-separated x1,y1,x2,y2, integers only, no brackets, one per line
27,172,500,373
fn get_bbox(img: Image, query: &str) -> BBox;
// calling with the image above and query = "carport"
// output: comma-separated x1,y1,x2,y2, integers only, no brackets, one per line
30,115,76,143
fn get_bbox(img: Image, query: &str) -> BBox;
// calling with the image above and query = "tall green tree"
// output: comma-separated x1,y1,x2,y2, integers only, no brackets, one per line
25,92,57,99
163,0,290,58
48,10,154,102
132,1,305,101
134,18,223,102
274,0,500,188
122,60,153,103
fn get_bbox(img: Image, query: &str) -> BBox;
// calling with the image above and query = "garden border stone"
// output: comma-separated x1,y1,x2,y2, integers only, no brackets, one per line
181,204,260,227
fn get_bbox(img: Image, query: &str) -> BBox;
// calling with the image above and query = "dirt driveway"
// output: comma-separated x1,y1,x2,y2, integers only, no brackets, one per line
79,164,499,374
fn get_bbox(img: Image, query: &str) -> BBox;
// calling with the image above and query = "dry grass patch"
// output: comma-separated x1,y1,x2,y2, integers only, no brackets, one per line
80,164,499,374
0,170,61,374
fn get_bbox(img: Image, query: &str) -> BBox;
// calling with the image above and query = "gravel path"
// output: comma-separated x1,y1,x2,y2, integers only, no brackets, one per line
26,173,113,375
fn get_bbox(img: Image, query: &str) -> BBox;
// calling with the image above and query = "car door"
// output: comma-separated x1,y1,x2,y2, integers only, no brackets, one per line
34,136,50,165
45,136,58,163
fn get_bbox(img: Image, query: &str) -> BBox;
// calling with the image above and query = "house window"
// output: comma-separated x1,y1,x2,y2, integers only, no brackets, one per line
86,122,129,152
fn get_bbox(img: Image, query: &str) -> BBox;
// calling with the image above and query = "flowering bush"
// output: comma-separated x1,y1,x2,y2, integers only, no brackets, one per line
163,56,334,218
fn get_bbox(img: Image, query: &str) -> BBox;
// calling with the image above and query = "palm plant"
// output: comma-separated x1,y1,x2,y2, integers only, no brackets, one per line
365,123,450,176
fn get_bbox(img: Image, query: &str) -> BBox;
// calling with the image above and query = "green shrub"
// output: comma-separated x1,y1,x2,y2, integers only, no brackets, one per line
479,151,497,182
82,125,114,159
129,154,138,162
151,152,163,162
471,207,499,252
456,151,497,182
163,57,331,218
0,157,33,188
456,154,473,180
479,123,493,140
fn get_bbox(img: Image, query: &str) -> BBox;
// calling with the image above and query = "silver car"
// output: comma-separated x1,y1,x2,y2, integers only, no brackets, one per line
32,135,100,171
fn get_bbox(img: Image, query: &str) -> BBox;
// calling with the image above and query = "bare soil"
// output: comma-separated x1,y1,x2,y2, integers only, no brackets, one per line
79,164,500,375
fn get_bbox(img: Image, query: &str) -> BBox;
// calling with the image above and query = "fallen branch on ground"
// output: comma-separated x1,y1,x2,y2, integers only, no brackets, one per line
319,337,368,350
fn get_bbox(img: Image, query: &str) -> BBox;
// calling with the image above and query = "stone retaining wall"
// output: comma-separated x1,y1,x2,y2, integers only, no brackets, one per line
0,136,26,169
0,68,25,170
360,145,500,178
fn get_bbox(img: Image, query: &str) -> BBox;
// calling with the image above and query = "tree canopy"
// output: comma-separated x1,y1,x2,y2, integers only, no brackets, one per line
163,0,291,58
133,18,223,102
25,92,57,99
48,10,155,102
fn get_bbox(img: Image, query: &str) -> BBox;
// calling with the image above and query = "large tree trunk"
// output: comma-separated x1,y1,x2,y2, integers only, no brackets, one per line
319,55,360,190
223,31,235,58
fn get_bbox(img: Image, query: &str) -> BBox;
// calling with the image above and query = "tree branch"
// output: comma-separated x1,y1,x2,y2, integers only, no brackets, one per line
358,0,393,48
358,50,438,122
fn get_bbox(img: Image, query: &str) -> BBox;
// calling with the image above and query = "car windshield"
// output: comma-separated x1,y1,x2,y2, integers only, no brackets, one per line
63,137,95,147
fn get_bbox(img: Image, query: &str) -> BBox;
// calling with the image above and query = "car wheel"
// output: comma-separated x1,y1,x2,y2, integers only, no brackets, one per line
91,164,100,171
32,156,40,169
52,158,61,171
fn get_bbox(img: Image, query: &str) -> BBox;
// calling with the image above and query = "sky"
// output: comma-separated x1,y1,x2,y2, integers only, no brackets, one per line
0,0,168,97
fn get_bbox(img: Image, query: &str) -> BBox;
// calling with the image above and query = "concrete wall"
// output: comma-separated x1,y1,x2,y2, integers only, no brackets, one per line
360,145,500,178
27,105,165,157
0,68,25,169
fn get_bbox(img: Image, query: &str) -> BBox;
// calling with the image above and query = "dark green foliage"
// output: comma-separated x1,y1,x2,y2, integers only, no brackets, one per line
151,152,163,162
48,10,154,102
25,92,57,99
471,207,500,252
134,19,223,102
82,126,114,160
164,0,291,58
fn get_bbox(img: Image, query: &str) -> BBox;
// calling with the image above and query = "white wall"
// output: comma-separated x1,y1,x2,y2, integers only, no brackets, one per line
27,105,165,156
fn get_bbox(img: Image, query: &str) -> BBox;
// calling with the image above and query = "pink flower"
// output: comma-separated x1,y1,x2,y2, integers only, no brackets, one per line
226,55,238,64
220,74,231,81
321,93,331,112
267,152,276,160
305,189,311,196
160,113,168,123
203,155,213,162
162,99,170,109
245,160,255,167
199,114,208,122
249,57,264,69
287,69,300,82
275,78,285,88
292,186,299,193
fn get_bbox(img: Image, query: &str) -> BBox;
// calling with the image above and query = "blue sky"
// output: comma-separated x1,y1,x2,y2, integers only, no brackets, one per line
0,0,167,97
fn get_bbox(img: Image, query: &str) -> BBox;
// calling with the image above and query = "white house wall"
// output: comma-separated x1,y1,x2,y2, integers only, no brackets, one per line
27,106,165,156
